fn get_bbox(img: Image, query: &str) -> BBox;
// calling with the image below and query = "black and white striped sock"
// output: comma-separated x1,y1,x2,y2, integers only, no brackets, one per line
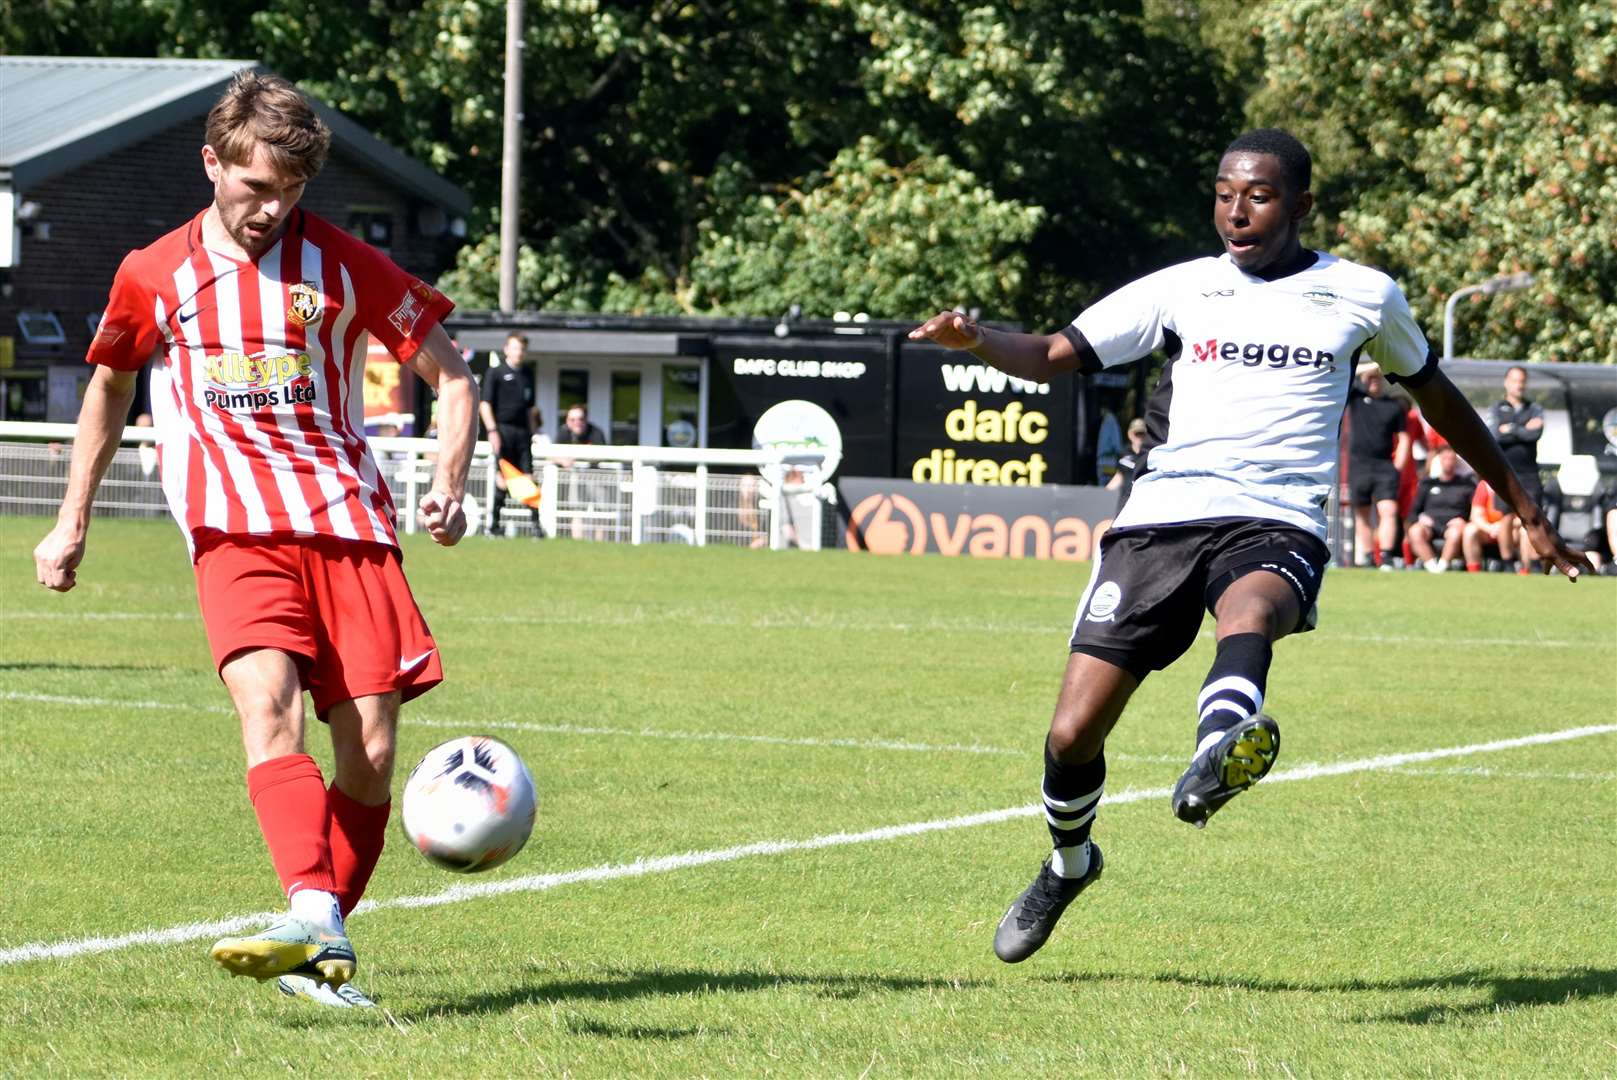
1194,632,1272,757
1042,739,1104,879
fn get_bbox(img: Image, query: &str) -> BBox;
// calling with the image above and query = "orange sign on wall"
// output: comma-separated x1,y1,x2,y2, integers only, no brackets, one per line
363,339,414,428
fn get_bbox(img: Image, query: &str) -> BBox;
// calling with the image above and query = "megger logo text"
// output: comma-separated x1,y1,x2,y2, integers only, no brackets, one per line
1189,339,1336,369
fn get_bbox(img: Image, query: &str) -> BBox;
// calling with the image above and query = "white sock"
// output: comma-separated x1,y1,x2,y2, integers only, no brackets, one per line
288,888,344,934
1049,842,1091,880
1195,729,1226,758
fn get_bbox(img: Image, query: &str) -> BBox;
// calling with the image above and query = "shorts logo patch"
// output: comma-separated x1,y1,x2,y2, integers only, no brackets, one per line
1086,581,1122,623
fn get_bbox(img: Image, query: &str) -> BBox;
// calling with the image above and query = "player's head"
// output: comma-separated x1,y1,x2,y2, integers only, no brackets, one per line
1213,128,1314,274
201,73,331,256
504,332,529,366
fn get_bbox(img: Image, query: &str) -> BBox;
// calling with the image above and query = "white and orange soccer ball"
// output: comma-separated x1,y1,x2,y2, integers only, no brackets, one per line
400,736,537,873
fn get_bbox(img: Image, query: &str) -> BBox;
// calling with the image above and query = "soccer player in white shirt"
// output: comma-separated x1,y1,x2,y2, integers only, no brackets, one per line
909,128,1590,964
33,73,479,1007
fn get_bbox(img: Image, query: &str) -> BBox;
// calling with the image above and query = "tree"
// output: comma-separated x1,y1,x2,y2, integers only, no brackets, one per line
1244,0,1617,362
6,2,1236,327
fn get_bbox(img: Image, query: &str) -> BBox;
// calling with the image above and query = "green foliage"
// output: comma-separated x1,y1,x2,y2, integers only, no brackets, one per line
1246,0,1617,362
688,141,1043,317
11,0,1613,357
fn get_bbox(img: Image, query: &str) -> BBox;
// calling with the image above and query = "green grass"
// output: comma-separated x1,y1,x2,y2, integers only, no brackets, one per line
2,517,1614,1077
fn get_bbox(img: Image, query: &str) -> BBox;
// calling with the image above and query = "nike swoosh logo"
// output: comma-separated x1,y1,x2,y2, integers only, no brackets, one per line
399,648,436,671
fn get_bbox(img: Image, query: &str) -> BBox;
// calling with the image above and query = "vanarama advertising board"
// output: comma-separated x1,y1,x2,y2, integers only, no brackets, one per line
836,477,1117,561
897,343,1075,487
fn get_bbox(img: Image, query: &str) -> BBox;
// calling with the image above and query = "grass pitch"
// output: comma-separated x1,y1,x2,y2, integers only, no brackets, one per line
2,517,1614,1077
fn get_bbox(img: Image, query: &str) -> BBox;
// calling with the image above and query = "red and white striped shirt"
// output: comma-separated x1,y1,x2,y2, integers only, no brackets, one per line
88,209,453,556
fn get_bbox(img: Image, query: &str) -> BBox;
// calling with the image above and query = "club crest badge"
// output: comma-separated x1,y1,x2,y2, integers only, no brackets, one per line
286,281,322,327
1302,286,1340,311
1085,581,1122,623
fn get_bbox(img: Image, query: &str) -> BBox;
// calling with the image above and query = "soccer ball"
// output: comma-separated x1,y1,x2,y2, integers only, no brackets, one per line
400,736,537,873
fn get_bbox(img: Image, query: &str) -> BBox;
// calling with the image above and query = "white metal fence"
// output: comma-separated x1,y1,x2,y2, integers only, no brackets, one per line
0,423,831,551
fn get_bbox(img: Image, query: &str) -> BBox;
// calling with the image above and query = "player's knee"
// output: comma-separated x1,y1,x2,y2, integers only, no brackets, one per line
1047,716,1105,764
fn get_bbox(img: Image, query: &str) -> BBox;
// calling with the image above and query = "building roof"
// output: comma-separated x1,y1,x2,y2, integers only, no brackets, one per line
0,56,469,214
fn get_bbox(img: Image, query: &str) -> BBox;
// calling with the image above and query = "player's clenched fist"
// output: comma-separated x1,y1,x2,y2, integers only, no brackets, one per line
34,524,85,591
909,310,985,351
418,489,467,546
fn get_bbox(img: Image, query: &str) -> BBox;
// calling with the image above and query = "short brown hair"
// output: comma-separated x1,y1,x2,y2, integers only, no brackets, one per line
205,72,331,179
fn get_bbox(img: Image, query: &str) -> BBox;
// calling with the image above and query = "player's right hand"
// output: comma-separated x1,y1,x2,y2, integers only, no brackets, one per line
34,524,86,592
418,488,467,547
1522,516,1593,582
908,310,985,351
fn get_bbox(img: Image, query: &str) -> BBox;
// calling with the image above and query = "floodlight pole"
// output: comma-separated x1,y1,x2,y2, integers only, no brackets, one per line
1442,271,1535,362
498,0,525,314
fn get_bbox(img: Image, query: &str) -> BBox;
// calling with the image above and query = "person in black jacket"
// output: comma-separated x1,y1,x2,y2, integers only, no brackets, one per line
478,332,540,530
1346,362,1411,569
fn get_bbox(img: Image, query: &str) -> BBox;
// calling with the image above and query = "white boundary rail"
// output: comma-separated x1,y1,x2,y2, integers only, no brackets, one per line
0,422,829,551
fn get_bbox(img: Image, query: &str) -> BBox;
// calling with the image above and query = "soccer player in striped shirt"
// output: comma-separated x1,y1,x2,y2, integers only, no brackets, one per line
910,128,1591,965
32,72,479,1008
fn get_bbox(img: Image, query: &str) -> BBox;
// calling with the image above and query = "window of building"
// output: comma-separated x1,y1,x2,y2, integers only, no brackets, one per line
17,310,66,345
346,209,394,251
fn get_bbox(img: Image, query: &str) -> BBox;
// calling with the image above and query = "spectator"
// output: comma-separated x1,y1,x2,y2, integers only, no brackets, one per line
478,331,540,532
1577,478,1617,574
1462,478,1532,572
1106,417,1149,512
1489,365,1545,506
1346,361,1411,569
553,403,612,539
1405,446,1475,572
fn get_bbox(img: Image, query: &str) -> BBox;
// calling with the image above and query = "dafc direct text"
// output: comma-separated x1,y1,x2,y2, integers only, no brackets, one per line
912,398,1049,486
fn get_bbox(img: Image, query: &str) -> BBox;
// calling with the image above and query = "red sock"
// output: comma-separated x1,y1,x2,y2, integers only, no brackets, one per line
328,783,391,917
246,753,337,899
1466,562,1482,573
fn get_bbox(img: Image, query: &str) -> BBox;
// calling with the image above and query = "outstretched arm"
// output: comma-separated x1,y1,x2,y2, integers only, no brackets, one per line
1408,369,1589,580
908,311,1093,382
34,365,140,591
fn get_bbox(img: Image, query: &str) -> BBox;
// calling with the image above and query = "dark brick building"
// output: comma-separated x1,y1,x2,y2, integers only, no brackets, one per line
0,56,470,420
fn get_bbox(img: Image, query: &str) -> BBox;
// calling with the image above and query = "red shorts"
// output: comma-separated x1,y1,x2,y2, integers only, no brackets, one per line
194,533,443,715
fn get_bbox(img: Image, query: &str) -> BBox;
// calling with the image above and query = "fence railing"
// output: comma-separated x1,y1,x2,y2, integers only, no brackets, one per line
0,423,830,551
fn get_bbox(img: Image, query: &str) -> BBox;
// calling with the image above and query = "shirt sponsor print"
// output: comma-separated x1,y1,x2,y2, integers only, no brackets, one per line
201,350,318,411
388,280,439,338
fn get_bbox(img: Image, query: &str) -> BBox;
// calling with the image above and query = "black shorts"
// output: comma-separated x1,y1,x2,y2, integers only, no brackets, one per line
1069,518,1332,682
1348,459,1400,505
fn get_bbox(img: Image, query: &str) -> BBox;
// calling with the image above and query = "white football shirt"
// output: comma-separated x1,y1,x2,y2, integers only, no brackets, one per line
1073,251,1431,539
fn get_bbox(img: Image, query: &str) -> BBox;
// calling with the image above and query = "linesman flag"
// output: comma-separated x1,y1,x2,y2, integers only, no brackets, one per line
499,459,542,508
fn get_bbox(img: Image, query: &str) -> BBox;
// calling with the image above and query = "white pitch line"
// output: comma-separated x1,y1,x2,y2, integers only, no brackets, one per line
410,716,1025,758
1385,766,1615,783
0,691,1178,763
6,606,1612,649
0,691,202,711
2,721,1612,969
